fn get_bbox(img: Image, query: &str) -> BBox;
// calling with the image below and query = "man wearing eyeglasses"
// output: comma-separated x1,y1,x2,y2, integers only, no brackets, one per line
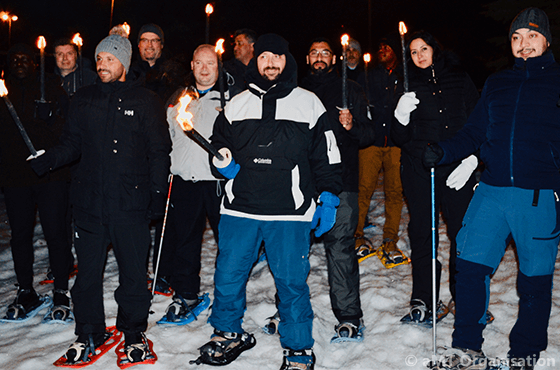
299,37,374,343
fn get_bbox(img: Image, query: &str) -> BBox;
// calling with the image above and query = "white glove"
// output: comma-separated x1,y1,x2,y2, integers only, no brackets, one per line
394,92,420,126
446,155,478,190
212,147,233,169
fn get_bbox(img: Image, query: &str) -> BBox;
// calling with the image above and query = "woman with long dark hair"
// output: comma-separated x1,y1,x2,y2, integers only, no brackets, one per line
392,31,480,325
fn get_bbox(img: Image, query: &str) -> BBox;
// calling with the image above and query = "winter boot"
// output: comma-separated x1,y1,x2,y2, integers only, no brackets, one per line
401,299,449,326
153,276,173,296
431,347,489,370
263,310,281,335
331,319,365,343
508,354,537,370
5,287,42,320
64,332,111,364
190,329,256,366
44,289,73,322
280,348,315,370
123,332,152,363
158,293,211,325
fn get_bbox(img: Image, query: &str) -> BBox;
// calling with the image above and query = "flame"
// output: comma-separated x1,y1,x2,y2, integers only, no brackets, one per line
37,36,46,50
205,3,214,15
0,79,8,97
176,92,198,131
11,15,17,21
122,22,130,37
363,53,371,63
1,13,8,21
399,21,407,36
72,33,83,47
341,34,349,46
215,39,225,55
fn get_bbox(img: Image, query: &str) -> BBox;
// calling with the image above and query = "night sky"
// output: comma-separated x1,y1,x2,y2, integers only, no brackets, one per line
1,0,558,88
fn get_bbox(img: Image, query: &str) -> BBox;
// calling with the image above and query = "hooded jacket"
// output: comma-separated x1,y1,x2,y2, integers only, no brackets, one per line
300,67,374,192
439,51,560,190
210,52,342,220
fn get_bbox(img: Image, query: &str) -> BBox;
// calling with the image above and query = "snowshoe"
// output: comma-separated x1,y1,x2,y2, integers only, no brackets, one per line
330,320,365,343
40,265,78,285
376,239,410,269
190,330,256,366
1,288,52,323
401,299,449,327
149,276,173,297
157,293,211,325
363,220,375,231
53,326,123,367
262,310,280,335
508,355,537,370
428,346,507,370
447,299,494,325
44,289,74,323
115,332,157,369
280,348,315,370
355,237,377,263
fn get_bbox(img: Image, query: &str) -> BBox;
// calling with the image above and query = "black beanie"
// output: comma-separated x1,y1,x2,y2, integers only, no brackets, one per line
254,33,289,57
509,7,551,45
137,23,165,45
379,33,402,60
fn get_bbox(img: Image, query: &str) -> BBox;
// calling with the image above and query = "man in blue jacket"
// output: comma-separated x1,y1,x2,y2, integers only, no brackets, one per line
424,8,560,370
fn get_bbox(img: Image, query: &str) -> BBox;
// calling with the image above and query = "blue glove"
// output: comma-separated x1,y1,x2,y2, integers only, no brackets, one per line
311,191,340,237
213,148,240,179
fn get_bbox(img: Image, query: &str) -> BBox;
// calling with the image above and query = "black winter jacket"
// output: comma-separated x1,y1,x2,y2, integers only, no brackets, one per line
392,53,479,162
49,78,171,224
300,68,374,192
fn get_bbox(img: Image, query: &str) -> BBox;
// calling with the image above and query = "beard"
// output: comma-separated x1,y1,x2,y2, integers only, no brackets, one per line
262,67,281,81
311,61,329,75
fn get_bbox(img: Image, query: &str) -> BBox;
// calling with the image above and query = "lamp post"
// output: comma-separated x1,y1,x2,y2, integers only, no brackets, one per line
1,12,18,47
110,0,115,28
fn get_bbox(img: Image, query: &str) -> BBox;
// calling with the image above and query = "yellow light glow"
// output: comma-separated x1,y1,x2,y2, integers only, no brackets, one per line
363,53,371,63
72,33,83,47
0,79,9,97
341,34,349,46
205,3,214,15
215,39,225,54
37,36,46,50
399,21,407,36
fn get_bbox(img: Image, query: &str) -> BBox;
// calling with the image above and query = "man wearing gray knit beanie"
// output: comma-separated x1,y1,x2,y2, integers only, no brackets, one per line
30,32,171,368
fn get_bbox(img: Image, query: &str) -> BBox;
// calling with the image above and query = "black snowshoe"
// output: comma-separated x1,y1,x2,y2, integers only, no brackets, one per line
190,329,256,366
44,289,73,323
2,287,51,322
400,299,450,327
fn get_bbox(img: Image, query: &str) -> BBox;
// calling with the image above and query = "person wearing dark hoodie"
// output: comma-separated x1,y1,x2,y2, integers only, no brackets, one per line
391,31,480,326
299,37,374,342
0,43,73,322
30,34,171,366
192,34,342,370
53,37,98,97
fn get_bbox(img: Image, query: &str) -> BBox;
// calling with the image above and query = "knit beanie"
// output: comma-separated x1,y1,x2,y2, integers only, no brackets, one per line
379,33,402,60
95,35,132,73
254,33,289,57
7,43,35,65
137,23,165,45
509,7,551,45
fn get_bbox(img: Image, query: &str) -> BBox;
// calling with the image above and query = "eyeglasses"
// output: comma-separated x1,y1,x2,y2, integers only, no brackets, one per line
309,50,332,57
139,38,161,45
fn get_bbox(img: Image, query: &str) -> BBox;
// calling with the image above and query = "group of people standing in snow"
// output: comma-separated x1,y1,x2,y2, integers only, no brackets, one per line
0,6,557,370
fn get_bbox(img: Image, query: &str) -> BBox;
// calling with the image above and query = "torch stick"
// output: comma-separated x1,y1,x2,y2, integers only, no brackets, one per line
176,92,224,160
341,34,349,109
215,39,226,109
72,33,83,89
399,22,409,92
363,53,371,101
37,36,46,102
205,4,213,44
0,80,45,160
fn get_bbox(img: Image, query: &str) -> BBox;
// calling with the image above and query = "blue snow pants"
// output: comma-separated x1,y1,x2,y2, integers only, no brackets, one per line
209,214,314,351
452,182,559,359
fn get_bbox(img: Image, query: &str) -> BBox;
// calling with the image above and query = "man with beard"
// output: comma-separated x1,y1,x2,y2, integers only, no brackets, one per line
30,34,170,367
0,43,73,323
192,34,342,370
224,28,256,90
355,35,406,267
424,8,560,370
300,37,374,343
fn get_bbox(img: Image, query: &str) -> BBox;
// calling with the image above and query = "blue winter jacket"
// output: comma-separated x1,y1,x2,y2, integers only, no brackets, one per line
439,51,560,190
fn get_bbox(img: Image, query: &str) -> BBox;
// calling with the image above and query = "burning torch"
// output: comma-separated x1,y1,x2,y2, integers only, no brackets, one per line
0,79,45,160
341,34,349,109
176,91,224,161
399,21,409,92
215,38,226,109
363,53,371,98
205,4,213,44
37,36,46,102
72,33,83,88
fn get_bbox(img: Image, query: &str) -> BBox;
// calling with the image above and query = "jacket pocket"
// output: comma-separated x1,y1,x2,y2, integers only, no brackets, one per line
120,174,150,211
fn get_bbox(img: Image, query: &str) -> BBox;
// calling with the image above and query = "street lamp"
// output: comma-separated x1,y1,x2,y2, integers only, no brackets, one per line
1,12,18,47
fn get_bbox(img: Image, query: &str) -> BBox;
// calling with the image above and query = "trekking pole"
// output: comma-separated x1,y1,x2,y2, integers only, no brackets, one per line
431,167,437,361
151,174,174,296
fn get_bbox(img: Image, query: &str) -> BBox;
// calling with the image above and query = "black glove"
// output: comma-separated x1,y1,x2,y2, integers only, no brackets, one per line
423,143,444,168
146,191,167,221
29,151,55,176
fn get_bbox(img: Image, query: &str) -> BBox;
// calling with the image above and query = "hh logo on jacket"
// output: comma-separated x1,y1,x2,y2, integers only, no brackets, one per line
124,110,134,116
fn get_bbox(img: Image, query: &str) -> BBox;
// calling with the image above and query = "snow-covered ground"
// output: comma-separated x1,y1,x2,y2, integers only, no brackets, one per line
0,175,559,370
